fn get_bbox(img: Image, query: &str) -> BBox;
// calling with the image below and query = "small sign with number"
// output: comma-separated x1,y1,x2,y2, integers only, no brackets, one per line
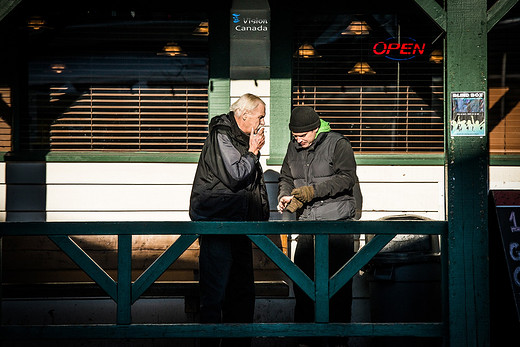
493,190,520,321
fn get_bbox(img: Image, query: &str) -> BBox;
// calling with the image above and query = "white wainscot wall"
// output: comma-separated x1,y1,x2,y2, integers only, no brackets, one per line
46,162,196,221
2,163,516,222
490,166,520,190
355,165,445,221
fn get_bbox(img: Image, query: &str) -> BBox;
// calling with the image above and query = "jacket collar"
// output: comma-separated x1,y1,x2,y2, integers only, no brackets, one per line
211,112,249,145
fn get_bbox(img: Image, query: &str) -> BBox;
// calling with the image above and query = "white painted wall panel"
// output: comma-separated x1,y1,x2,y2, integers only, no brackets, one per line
0,184,5,210
490,166,520,189
359,182,440,211
46,211,190,222
37,163,467,222
357,165,444,182
356,165,445,220
230,80,270,97
47,163,197,184
47,185,192,211
0,162,5,183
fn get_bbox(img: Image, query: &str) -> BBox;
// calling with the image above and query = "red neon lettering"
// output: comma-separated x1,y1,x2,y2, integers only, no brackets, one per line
385,43,400,54
373,39,426,58
372,42,387,55
400,43,412,54
413,43,425,55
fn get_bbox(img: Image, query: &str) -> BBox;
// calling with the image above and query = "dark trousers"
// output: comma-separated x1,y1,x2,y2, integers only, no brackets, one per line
294,234,354,346
199,235,255,347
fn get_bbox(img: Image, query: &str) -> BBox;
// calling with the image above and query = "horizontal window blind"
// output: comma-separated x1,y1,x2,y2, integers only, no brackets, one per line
488,5,520,155
20,9,209,153
0,87,11,152
489,87,520,155
294,85,444,152
49,85,208,152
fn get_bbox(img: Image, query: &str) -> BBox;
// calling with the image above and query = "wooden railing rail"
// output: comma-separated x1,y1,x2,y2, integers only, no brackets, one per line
0,220,448,341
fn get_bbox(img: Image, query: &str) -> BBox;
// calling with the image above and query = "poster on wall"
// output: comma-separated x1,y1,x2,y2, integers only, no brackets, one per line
450,92,486,136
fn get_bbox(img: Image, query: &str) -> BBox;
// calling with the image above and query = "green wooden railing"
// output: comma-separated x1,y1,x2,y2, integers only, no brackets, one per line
0,220,447,341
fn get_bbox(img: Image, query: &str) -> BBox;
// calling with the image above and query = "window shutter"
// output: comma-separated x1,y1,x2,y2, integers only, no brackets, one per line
50,85,208,152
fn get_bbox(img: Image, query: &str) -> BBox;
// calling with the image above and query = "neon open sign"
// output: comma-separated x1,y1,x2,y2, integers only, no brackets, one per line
372,37,426,61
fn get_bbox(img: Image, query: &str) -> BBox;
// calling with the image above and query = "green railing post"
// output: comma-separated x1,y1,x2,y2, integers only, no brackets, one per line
117,234,132,324
314,234,329,323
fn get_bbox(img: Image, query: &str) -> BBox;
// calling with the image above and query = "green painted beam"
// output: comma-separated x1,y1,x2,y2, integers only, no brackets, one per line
249,234,315,300
329,234,396,297
48,235,117,300
487,0,519,32
414,0,447,31
0,322,445,339
0,0,21,22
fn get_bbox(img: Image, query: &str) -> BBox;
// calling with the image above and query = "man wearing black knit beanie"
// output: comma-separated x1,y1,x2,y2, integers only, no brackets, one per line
277,106,361,347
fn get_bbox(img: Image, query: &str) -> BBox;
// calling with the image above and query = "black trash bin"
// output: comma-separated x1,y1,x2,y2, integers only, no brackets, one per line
365,215,442,347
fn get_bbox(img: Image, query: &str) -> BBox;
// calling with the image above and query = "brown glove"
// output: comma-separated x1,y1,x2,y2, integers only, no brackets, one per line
291,185,315,203
286,197,304,213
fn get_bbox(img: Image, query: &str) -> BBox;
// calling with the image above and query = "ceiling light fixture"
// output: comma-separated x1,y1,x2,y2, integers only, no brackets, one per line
294,43,321,59
157,42,187,57
27,16,47,30
193,21,209,36
348,62,376,75
51,63,66,74
341,20,371,35
429,49,443,64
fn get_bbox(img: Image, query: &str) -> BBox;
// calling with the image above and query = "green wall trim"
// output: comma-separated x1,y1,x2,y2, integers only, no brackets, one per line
44,152,200,163
354,154,445,165
268,153,445,166
208,78,230,118
4,152,517,166
490,154,520,166
4,152,518,165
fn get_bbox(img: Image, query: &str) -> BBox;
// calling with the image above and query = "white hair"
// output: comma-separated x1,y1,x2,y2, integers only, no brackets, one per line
230,93,265,115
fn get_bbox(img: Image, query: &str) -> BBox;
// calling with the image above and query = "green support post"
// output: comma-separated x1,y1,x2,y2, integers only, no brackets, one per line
208,7,230,119
445,0,489,346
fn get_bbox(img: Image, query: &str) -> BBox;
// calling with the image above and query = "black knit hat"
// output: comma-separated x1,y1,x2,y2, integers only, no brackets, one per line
289,106,321,132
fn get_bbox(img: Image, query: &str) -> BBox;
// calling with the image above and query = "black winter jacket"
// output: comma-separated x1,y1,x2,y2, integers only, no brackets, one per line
189,112,270,221
278,130,357,221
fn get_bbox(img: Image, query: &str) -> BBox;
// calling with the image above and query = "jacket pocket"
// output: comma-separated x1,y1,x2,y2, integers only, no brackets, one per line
314,197,356,221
